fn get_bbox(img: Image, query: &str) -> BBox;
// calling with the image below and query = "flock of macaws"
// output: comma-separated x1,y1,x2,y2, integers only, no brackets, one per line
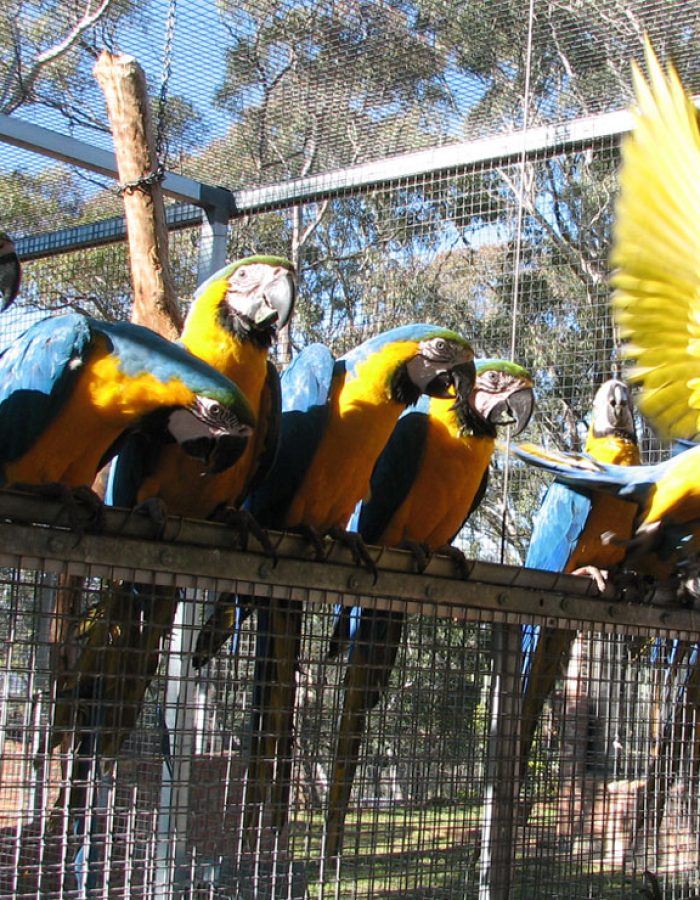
1,36,700,863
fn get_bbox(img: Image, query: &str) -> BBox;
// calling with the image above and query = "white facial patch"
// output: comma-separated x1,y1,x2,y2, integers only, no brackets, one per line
167,408,221,442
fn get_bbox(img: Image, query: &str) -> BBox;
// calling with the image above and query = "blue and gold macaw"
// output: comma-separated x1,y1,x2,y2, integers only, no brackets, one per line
515,37,700,810
518,379,640,793
230,324,477,840
511,39,700,583
0,232,21,311
27,311,254,765
324,358,534,857
53,258,294,784
0,312,255,492
109,255,295,519
510,437,700,582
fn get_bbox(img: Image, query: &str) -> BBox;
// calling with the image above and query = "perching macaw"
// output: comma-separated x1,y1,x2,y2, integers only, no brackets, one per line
54,257,295,783
510,436,700,582
26,311,254,765
324,358,534,857
226,324,477,840
108,255,295,519
0,312,255,491
0,232,21,311
611,39,700,443
518,379,640,794
193,329,479,665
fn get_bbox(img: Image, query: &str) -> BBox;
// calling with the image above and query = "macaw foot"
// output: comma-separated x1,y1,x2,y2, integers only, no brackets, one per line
212,505,277,559
606,568,649,604
130,497,170,539
14,481,105,536
570,565,609,593
327,526,378,583
398,540,432,573
434,543,472,579
295,523,329,561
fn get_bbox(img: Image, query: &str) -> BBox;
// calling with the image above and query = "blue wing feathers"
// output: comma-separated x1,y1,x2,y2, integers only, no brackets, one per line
96,318,242,399
513,443,660,504
246,343,336,527
0,314,94,469
280,343,335,412
525,481,592,572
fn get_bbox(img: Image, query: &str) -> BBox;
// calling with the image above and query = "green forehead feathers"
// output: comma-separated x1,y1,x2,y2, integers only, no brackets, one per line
222,255,294,276
476,359,533,380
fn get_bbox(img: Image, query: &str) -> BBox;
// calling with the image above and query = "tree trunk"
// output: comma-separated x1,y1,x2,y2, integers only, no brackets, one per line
93,50,182,338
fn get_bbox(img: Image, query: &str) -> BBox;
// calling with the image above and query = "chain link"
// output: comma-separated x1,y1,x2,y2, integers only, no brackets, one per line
155,0,177,165
116,0,177,196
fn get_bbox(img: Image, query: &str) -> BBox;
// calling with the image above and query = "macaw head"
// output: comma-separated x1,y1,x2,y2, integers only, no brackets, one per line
165,393,255,474
589,378,637,442
465,359,535,436
404,334,476,403
0,232,21,312
353,325,476,408
185,255,296,350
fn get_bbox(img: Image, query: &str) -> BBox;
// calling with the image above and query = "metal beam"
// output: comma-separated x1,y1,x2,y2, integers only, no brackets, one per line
0,489,696,637
15,204,203,260
9,99,700,223
232,107,634,213
0,113,236,213
5,105,636,241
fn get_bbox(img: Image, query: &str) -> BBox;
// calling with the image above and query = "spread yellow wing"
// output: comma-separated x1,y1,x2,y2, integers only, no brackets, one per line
611,37,700,440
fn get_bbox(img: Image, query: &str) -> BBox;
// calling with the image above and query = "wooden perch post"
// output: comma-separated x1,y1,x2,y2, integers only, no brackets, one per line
94,50,183,339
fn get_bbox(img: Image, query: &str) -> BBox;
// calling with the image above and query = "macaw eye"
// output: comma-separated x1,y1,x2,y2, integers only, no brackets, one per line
434,339,447,353
209,403,222,417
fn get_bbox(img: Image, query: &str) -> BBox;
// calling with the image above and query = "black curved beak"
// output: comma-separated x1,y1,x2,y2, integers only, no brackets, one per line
424,360,476,404
181,433,250,474
488,387,535,435
0,249,21,312
208,433,250,473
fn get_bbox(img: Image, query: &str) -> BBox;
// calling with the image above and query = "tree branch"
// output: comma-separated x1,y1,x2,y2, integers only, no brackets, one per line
3,0,117,113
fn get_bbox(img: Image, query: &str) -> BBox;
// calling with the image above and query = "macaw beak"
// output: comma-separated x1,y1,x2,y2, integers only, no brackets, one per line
0,242,21,312
426,360,476,405
181,432,250,474
487,386,535,435
248,269,297,329
207,433,251,473
411,358,476,404
260,269,296,329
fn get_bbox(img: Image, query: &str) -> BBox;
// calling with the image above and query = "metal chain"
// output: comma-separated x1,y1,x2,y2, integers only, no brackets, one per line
117,0,177,196
155,0,177,167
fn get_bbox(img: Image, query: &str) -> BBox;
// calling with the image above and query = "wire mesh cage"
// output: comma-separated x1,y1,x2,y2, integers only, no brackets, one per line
4,0,700,898
0,505,699,899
